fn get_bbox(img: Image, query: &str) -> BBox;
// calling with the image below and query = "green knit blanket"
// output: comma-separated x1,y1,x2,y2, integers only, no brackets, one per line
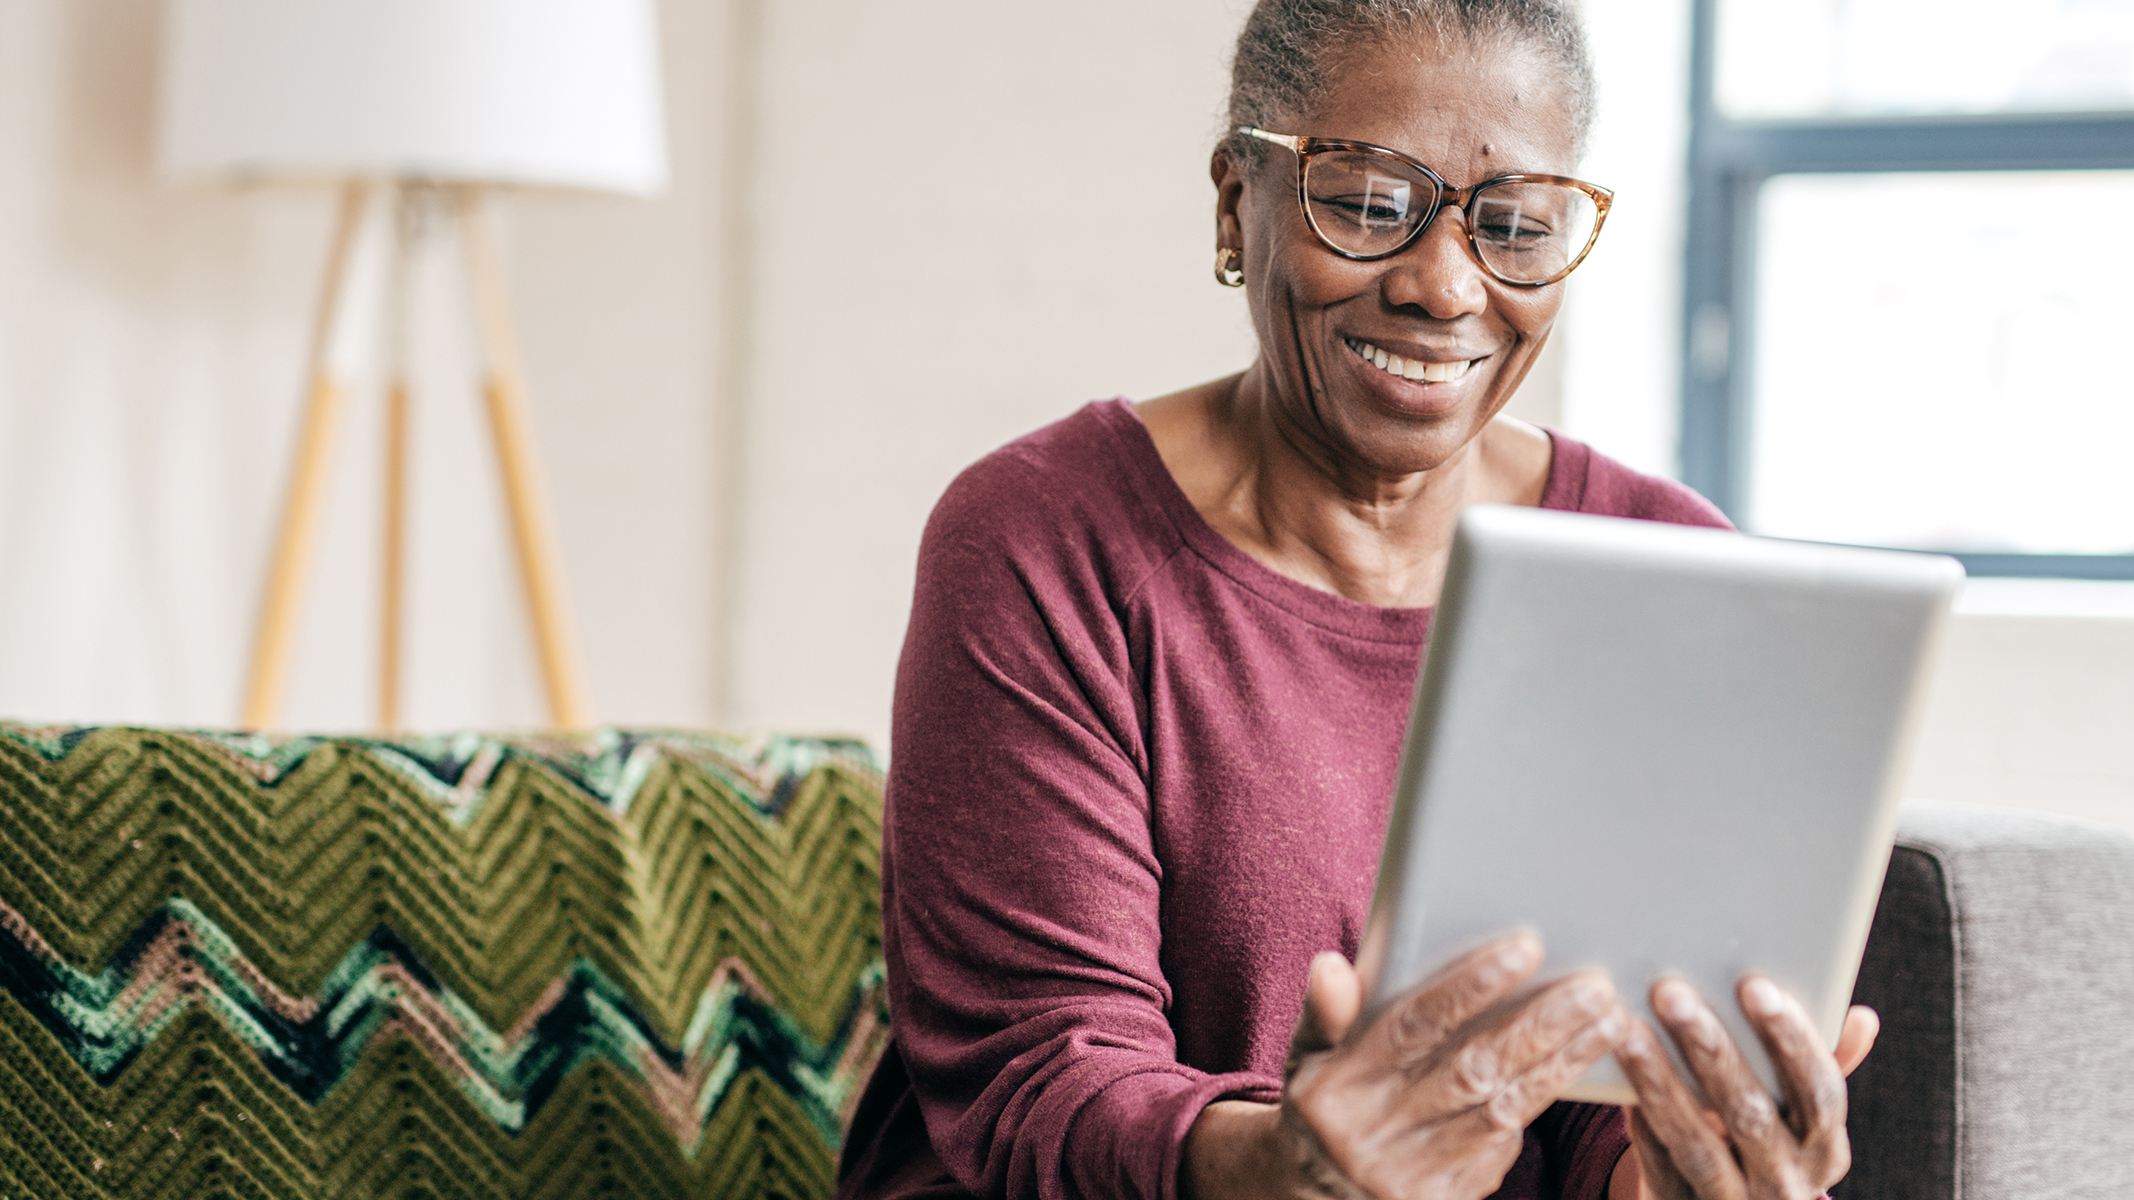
0,724,888,1199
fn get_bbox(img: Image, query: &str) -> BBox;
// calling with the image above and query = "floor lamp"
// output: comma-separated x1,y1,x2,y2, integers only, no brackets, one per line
156,0,668,732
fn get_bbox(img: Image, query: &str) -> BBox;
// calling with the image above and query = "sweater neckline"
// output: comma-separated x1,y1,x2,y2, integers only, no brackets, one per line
1091,398,1583,645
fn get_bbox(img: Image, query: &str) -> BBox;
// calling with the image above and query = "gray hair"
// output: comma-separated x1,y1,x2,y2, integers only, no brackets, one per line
1224,0,1597,164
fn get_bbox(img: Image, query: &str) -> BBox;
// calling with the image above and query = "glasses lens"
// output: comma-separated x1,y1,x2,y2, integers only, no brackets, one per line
1302,151,1438,256
1467,182,1601,283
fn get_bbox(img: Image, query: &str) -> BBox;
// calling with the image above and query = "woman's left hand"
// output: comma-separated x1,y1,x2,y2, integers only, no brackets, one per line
1610,976,1879,1200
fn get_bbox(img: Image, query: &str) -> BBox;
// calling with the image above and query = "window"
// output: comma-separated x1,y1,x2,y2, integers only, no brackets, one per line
1681,0,2134,577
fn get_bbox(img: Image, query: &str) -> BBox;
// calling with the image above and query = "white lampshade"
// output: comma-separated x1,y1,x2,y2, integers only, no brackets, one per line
156,0,668,196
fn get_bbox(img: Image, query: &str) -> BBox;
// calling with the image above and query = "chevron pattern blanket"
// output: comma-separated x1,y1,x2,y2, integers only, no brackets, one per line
0,723,888,1199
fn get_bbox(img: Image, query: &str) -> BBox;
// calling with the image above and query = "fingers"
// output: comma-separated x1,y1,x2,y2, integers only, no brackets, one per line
1664,975,1862,1197
1451,980,1629,1135
1834,1005,1879,1077
1616,1016,1744,1200
1279,935,1553,1200
1365,931,1542,1072
1738,978,1849,1137
1287,952,1365,1072
1283,933,1542,1176
1625,1104,1698,1200
1401,970,1623,1124
1736,976,1851,1184
1623,978,1859,1200
1653,978,1811,1189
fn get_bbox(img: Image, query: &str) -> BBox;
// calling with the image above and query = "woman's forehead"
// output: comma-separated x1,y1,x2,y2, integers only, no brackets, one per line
1305,35,1578,173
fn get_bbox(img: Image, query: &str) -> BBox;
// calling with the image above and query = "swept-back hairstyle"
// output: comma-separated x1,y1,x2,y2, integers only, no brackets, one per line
1224,0,1597,163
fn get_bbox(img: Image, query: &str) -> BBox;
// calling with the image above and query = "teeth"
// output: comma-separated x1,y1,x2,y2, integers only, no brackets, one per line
1347,338,1473,385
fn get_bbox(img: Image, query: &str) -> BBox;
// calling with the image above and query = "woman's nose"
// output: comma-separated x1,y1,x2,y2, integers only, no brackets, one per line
1381,207,1489,318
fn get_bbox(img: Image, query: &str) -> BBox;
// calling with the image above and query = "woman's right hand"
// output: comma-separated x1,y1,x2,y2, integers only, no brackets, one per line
1186,932,1630,1200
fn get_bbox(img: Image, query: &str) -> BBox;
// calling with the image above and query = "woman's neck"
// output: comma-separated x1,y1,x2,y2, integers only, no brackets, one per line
1138,368,1550,608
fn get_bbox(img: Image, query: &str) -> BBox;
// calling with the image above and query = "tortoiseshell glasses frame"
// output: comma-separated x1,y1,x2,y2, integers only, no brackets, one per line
1236,126,1614,288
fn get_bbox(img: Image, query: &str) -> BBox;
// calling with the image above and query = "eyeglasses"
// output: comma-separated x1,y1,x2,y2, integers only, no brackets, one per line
1236,127,1613,287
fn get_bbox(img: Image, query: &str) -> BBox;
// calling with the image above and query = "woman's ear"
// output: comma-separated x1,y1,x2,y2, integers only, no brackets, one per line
1211,147,1246,253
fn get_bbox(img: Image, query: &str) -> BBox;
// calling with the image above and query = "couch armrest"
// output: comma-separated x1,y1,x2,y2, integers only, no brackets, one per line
1839,800,2134,1200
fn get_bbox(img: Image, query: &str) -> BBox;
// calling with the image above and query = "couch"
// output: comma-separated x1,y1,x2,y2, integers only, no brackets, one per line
1840,799,2134,1200
3,724,2129,1199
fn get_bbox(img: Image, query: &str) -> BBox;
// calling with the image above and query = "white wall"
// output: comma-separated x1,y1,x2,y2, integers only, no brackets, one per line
1557,0,1693,477
0,0,310,726
723,0,1261,743
1905,585,2134,829
0,0,732,732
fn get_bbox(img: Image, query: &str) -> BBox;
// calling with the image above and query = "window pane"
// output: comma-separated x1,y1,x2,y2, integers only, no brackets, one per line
1746,171,2134,555
1717,0,2134,119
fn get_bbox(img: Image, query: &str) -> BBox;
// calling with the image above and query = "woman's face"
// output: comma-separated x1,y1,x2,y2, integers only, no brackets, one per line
1219,35,1581,478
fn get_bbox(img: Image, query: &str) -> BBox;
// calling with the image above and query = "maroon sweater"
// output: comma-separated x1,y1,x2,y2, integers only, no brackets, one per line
840,400,1733,1200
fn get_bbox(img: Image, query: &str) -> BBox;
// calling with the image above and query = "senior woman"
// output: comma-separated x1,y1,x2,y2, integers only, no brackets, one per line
838,2,1876,1199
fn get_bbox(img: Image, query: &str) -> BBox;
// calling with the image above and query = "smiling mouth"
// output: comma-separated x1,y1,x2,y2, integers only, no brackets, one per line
1345,338,1478,384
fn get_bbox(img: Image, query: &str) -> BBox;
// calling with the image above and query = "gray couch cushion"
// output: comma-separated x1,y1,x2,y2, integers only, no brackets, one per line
1838,800,2134,1200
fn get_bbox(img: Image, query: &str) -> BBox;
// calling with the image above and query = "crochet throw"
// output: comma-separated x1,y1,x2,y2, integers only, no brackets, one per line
0,723,888,1199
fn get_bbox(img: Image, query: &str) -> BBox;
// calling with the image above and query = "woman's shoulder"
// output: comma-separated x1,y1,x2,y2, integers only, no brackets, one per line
942,399,1130,501
922,399,1185,579
1540,431,1735,530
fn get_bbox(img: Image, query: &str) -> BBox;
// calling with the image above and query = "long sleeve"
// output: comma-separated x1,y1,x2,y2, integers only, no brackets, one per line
878,450,1280,1200
1529,1102,1632,1200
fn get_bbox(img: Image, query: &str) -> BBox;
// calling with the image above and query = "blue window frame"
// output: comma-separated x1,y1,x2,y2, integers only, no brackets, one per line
1679,0,2134,579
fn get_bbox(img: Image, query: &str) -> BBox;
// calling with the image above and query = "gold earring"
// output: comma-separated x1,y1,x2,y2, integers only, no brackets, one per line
1214,247,1244,287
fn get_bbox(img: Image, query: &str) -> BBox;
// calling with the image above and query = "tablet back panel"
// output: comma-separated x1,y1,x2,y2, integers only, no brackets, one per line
1364,506,1962,1104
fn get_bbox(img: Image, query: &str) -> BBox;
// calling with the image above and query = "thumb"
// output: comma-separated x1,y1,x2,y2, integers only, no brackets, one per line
1836,1004,1879,1077
1287,952,1363,1075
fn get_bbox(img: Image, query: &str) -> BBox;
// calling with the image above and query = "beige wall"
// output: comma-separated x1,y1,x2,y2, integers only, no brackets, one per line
1905,592,2134,830
723,0,1260,741
0,0,2127,831
0,0,732,732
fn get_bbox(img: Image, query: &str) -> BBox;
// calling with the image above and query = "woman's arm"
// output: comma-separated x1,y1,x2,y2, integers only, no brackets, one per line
883,454,1279,1199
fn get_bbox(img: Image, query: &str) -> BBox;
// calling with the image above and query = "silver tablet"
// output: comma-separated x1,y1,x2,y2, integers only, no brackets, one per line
1360,505,1962,1105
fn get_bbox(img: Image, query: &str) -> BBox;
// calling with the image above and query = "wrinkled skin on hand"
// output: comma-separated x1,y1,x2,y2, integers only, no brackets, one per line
1263,932,1630,1200
1612,977,1879,1200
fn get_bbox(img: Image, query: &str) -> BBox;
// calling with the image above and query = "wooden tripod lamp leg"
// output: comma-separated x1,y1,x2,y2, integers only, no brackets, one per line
456,187,594,731
379,372,410,733
379,184,422,734
242,181,372,731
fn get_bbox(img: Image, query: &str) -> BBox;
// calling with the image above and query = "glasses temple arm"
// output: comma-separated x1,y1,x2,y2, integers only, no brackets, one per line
1234,127,1303,152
